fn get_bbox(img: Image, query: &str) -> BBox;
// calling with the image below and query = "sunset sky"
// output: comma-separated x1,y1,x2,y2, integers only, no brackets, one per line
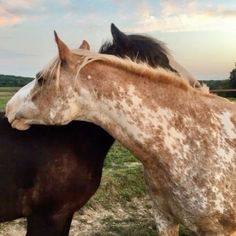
0,0,236,80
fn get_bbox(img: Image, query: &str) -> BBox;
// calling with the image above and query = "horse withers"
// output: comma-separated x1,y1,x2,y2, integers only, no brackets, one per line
6,32,236,236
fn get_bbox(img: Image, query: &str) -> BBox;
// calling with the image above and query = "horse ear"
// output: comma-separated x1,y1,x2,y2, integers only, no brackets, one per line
54,31,73,63
111,23,129,46
79,40,90,50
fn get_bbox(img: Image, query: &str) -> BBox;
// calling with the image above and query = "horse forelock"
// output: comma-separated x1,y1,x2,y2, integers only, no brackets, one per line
38,56,62,88
38,49,104,89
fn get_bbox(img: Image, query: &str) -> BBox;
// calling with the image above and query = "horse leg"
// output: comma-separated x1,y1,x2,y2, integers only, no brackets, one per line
26,212,73,236
144,169,179,236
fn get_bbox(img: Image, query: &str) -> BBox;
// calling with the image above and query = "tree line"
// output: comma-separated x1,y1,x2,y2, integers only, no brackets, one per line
0,74,33,87
205,63,236,97
201,79,234,97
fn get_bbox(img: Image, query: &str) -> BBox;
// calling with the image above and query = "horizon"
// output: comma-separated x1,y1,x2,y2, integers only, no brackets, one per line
0,0,236,80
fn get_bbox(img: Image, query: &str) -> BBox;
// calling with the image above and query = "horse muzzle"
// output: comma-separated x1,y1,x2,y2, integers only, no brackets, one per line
11,118,31,130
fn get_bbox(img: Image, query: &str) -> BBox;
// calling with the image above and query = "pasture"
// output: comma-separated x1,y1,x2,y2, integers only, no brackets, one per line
0,87,234,235
0,87,19,112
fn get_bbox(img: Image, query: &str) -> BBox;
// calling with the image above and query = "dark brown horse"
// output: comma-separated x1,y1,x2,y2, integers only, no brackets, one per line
1,23,198,235
0,113,112,235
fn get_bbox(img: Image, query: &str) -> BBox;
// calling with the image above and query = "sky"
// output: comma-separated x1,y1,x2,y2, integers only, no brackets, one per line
0,0,236,80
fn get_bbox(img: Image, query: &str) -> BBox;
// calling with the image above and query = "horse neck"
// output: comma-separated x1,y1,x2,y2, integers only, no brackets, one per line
78,60,190,165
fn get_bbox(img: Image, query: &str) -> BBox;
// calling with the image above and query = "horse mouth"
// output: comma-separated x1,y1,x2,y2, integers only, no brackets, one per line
11,119,31,130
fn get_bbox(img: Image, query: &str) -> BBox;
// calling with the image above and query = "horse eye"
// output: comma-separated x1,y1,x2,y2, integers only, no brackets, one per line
36,73,44,86
37,77,43,86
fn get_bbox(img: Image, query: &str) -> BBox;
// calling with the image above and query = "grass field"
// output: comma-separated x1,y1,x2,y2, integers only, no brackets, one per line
0,87,19,111
0,87,234,235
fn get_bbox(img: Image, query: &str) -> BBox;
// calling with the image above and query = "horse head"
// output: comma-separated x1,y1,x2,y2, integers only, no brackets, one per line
6,33,91,130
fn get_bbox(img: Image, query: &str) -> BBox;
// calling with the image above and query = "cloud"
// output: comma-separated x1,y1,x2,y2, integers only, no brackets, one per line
160,0,198,16
0,9,23,26
0,0,73,27
0,0,45,26
127,0,236,33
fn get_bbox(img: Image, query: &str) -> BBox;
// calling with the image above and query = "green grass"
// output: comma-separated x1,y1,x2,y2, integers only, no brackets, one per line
0,97,10,111
0,87,19,111
0,87,20,92
88,144,146,209
105,143,137,168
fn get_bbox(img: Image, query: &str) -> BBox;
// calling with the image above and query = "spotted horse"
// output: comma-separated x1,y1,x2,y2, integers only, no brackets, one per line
6,33,236,236
0,24,200,236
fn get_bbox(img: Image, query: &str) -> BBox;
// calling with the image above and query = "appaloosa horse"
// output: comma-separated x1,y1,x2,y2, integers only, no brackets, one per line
0,24,198,236
6,33,236,236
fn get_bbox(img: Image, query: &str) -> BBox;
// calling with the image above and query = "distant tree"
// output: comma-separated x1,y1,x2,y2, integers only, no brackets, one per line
229,63,236,88
202,79,230,90
0,74,33,87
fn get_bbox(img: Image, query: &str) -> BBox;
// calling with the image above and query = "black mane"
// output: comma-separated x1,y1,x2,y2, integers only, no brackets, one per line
99,24,177,73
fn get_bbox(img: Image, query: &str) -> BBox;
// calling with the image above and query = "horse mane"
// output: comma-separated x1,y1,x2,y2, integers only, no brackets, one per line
99,33,203,90
38,49,104,88
36,56,62,89
99,34,175,71
75,51,210,95
40,48,209,96
100,34,169,56
86,54,196,92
